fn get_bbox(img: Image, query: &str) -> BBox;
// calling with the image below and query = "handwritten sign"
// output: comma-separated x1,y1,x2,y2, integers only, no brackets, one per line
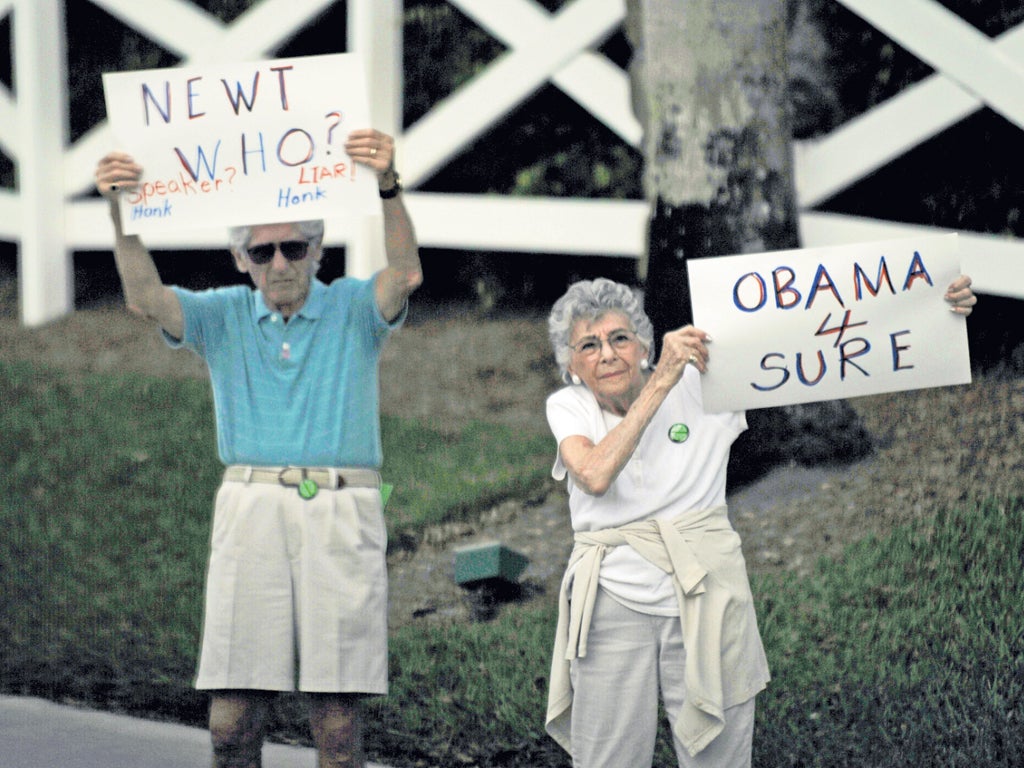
102,54,378,234
687,234,971,412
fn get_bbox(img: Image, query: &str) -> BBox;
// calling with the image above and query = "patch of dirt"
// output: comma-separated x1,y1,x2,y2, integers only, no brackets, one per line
2,287,1022,633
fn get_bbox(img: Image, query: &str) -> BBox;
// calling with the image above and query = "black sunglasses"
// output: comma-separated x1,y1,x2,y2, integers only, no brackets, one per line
244,240,311,265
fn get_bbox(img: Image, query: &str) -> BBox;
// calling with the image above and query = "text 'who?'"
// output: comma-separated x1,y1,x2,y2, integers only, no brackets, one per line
687,234,970,412
102,53,379,235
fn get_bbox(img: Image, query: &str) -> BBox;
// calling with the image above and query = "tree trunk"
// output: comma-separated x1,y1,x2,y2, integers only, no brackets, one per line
626,0,798,345
626,0,871,481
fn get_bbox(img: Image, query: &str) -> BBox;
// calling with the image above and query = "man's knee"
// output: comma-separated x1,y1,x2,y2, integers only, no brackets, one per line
209,692,272,767
309,693,365,768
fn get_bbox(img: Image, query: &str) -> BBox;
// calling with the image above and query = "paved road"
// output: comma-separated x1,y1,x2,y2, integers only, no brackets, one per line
0,696,391,768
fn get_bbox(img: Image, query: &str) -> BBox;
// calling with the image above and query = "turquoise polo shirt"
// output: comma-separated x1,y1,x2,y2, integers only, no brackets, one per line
166,277,400,468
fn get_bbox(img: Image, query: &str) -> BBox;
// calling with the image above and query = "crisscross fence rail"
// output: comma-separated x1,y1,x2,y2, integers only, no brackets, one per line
2,0,1021,326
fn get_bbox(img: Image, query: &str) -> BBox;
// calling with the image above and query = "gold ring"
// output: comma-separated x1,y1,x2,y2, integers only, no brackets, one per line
370,147,377,157
688,354,698,365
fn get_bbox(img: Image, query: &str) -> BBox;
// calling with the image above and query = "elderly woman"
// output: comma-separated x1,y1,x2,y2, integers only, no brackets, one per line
543,276,976,767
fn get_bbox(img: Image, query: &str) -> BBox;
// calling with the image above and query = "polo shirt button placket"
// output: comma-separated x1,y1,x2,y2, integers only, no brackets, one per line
281,341,291,361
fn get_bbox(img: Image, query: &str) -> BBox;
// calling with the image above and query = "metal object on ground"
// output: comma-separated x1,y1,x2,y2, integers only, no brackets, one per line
453,541,529,587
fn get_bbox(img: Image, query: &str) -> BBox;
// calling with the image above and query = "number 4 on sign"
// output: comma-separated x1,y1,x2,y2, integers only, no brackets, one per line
815,310,868,348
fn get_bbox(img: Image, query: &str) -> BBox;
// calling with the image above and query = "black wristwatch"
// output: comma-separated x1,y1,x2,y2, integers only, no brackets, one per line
379,169,402,199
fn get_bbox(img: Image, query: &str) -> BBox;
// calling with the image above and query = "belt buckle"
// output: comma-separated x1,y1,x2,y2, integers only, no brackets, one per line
330,469,347,491
279,467,319,500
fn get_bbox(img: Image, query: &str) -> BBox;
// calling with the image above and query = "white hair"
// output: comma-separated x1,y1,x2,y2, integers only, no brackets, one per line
227,220,325,254
547,278,654,384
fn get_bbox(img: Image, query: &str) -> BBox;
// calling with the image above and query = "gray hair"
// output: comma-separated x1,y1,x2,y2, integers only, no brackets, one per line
548,278,655,384
228,219,325,255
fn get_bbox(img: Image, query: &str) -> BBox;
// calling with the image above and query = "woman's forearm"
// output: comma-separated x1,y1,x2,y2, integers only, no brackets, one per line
562,373,675,495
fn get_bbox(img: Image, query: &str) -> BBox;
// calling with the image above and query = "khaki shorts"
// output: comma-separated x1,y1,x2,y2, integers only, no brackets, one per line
195,477,388,694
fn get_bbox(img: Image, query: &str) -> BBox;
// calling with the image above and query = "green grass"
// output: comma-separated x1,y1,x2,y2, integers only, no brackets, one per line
369,606,567,766
381,416,551,543
0,359,550,721
1,358,1021,766
747,495,1024,767
368,496,1024,768
364,495,1019,765
0,360,216,718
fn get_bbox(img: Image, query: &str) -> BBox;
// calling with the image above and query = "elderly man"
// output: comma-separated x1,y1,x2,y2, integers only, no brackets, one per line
95,129,421,768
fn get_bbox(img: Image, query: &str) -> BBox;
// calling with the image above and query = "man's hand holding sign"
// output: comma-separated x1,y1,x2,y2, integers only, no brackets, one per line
688,234,976,412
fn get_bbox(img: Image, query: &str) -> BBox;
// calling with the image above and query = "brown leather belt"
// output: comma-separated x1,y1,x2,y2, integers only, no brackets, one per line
223,465,381,490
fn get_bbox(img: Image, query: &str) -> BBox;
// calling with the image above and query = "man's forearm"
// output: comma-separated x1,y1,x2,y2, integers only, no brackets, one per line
374,195,423,322
107,201,183,336
382,196,421,279
109,201,165,310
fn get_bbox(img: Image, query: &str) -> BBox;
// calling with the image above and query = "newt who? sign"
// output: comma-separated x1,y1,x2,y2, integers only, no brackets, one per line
102,53,379,235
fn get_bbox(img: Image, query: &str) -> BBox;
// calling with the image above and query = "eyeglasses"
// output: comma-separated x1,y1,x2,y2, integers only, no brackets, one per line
244,240,311,265
569,329,638,359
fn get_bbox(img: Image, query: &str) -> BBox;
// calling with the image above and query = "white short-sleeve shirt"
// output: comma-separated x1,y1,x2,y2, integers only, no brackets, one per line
546,367,747,613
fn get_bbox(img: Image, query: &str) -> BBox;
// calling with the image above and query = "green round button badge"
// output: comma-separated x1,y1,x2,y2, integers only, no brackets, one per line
668,423,690,443
298,478,319,500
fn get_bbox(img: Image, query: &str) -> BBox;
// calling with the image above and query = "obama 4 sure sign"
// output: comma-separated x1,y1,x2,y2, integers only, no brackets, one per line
688,234,971,412
102,53,378,234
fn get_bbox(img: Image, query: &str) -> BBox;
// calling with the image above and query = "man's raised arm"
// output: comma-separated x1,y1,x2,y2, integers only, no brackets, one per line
95,152,184,339
344,130,423,322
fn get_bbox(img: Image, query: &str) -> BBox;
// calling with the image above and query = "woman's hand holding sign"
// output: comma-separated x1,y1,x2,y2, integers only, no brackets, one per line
945,275,976,316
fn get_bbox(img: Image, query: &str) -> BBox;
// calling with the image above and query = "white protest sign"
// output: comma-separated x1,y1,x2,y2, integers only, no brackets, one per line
102,53,379,235
687,234,971,412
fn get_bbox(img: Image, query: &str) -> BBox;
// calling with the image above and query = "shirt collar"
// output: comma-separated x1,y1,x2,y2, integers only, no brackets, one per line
251,278,327,323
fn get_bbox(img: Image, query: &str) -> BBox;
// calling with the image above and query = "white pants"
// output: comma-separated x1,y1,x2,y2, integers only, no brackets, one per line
569,589,755,768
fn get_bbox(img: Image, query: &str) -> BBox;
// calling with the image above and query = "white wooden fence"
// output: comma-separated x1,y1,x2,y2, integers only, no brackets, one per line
2,0,1022,326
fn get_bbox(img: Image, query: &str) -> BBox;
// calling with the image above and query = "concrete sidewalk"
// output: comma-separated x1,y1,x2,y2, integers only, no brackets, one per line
0,696,391,768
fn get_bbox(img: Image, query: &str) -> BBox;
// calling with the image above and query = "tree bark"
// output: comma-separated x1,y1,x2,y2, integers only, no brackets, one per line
626,0,799,349
626,0,871,481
